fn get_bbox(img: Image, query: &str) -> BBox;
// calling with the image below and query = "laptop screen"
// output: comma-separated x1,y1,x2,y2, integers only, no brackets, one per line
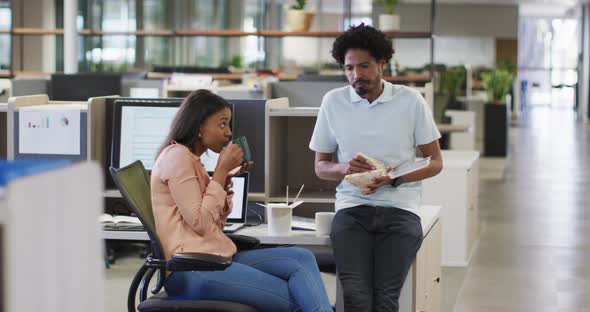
226,172,249,223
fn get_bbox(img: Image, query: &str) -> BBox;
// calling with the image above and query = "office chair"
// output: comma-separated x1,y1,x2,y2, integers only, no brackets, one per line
110,160,260,312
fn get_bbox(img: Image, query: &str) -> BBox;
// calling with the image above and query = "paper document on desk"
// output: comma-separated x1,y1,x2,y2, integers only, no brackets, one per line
387,157,431,179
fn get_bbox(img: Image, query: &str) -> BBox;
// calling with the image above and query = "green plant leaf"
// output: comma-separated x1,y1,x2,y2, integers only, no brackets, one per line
379,0,398,15
482,69,514,103
290,0,306,10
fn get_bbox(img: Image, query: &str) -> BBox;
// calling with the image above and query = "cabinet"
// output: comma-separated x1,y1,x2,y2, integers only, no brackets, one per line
264,99,337,216
421,150,480,267
414,219,442,312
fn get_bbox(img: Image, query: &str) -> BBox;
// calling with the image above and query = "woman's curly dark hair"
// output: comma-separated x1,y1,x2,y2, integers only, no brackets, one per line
331,24,394,65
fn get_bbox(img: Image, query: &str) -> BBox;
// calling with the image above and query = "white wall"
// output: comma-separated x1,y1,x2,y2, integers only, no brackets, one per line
393,36,496,68
395,3,518,38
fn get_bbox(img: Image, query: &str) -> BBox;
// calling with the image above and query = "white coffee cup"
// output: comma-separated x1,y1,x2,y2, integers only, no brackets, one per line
315,212,335,235
266,203,293,236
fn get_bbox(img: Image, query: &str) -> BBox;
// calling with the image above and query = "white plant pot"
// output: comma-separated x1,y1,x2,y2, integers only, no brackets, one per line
286,10,315,32
379,14,401,31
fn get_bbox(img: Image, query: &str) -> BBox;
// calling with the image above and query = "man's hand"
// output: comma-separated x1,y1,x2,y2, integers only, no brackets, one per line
362,166,393,195
343,153,377,175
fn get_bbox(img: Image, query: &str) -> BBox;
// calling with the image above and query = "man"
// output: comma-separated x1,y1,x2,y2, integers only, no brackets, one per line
309,24,443,312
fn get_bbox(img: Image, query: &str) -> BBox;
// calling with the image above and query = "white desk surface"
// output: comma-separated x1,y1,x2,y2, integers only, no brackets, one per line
0,103,7,112
102,205,441,244
441,150,480,169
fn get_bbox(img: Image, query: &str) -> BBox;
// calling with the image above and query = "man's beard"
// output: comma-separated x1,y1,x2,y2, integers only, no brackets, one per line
353,80,371,96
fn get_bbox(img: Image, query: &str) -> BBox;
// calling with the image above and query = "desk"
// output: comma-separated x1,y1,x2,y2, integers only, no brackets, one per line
457,94,487,143
102,205,441,312
422,150,480,267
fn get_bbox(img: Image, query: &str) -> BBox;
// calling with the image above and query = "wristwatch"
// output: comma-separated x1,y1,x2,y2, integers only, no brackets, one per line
390,176,404,188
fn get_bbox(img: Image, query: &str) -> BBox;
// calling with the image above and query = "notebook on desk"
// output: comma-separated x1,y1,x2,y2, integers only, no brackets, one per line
221,172,250,233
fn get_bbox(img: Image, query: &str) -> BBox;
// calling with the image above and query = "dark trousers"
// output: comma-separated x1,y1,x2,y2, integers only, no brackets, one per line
331,206,423,312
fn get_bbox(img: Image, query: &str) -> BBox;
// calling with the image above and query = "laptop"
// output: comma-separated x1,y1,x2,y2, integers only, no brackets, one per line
221,172,250,233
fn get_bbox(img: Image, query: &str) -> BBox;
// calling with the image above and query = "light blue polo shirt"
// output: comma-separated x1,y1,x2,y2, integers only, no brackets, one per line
309,80,441,216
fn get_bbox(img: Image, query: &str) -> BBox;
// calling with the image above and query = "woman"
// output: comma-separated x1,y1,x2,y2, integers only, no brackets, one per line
151,89,332,312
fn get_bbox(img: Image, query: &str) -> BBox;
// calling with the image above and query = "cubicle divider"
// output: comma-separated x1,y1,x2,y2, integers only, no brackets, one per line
6,94,118,165
229,98,266,195
0,161,104,312
270,81,348,107
0,103,6,159
0,79,12,104
11,77,50,97
121,77,165,98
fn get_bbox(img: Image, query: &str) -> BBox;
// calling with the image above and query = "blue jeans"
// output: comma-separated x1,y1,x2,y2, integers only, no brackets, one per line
164,246,333,312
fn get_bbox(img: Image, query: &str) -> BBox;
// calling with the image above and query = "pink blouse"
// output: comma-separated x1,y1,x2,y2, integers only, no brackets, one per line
151,143,236,260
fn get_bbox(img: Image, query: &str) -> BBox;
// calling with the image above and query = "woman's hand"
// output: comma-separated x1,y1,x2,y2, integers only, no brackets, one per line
216,143,244,173
224,161,254,193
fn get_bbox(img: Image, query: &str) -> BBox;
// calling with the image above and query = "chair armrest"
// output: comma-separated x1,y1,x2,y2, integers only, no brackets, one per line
226,234,260,251
167,253,232,272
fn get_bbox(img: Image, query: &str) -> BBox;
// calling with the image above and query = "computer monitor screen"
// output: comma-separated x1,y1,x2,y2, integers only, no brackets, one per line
112,99,232,171
50,73,122,101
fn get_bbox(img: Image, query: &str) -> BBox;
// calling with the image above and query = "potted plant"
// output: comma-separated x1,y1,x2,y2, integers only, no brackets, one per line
441,66,467,110
482,69,513,105
481,69,514,157
286,0,315,32
378,0,400,31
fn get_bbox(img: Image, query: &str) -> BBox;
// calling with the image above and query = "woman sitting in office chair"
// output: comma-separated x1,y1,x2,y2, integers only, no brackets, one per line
151,89,332,312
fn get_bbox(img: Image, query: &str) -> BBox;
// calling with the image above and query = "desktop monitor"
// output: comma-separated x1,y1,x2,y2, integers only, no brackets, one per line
111,98,233,171
50,73,122,101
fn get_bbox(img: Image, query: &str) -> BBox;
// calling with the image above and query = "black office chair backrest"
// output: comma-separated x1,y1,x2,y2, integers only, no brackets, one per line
110,160,165,260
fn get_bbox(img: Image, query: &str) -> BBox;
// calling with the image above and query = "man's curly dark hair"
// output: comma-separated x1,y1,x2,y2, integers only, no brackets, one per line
331,24,394,65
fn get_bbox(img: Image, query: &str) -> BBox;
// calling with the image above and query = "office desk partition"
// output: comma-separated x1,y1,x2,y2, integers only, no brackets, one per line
0,161,104,312
0,103,7,159
6,95,116,164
